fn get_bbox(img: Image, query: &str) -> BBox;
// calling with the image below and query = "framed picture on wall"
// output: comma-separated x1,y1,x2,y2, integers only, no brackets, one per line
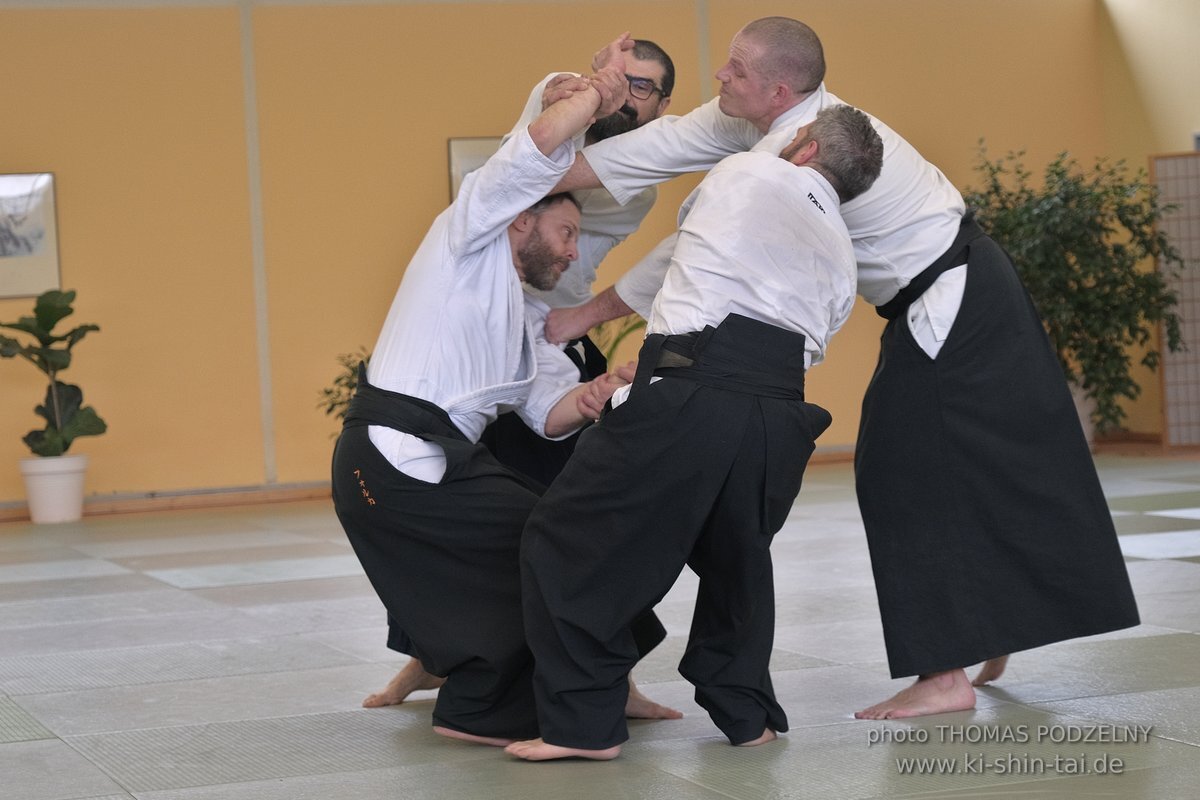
448,137,503,202
0,173,61,299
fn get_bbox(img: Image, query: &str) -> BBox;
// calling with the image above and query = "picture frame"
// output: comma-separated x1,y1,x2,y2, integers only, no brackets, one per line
0,173,61,298
447,137,503,202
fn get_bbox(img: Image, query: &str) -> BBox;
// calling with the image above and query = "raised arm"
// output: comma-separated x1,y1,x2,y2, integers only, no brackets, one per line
553,153,605,194
528,66,627,156
574,98,761,205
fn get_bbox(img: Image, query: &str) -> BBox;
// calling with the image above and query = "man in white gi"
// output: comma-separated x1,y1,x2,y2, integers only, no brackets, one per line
332,62,634,746
519,34,674,312
541,16,1139,721
507,104,885,761
360,36,681,720
478,35,674,484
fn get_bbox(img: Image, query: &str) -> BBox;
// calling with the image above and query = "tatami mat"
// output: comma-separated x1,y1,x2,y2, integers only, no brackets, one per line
1,455,1198,798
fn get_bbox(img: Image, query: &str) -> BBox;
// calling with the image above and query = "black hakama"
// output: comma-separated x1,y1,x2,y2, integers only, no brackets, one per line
333,381,543,739
332,374,666,740
521,314,832,748
855,229,1140,679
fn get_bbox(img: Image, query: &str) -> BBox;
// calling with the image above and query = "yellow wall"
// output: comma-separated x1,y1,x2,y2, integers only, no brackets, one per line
0,0,1191,507
0,7,266,501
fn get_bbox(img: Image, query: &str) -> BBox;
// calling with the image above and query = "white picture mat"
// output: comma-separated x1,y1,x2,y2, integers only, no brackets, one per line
448,137,502,202
0,173,61,298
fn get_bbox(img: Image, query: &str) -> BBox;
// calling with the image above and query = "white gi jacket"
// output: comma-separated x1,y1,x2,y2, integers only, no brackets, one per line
367,129,583,476
647,152,856,369
584,86,967,354
505,73,658,309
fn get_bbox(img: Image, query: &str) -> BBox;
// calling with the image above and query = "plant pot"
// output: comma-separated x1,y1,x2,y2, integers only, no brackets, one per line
19,453,88,524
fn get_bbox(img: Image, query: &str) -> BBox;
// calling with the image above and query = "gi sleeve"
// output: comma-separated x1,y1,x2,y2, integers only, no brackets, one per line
517,300,587,439
446,129,574,259
581,98,761,205
614,231,678,319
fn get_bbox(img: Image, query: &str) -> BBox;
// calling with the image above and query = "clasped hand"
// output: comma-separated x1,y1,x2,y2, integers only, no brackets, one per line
576,360,638,420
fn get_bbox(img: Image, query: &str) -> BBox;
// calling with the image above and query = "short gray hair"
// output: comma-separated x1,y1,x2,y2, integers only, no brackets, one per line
808,105,884,203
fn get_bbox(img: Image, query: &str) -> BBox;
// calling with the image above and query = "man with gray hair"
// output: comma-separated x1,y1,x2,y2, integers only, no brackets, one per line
507,104,884,761
540,15,1139,723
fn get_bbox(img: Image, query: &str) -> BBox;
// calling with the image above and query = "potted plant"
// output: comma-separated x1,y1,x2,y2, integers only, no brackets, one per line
965,146,1185,437
319,347,370,424
1,289,107,522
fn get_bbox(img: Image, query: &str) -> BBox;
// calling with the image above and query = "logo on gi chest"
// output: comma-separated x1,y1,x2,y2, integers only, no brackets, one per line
807,192,825,214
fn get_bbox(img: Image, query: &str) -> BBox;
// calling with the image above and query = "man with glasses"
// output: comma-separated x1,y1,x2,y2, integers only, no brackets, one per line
480,33,674,484
359,35,683,724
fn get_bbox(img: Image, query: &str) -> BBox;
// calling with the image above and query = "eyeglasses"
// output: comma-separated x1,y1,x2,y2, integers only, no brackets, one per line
626,75,667,100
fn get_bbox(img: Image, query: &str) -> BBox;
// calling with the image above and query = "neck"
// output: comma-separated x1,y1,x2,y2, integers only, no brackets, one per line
806,164,840,204
761,88,814,132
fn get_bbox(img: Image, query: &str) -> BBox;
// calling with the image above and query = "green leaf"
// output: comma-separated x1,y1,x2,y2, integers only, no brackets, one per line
2,290,106,454
26,381,106,455
965,144,1189,434
33,290,76,334
23,429,67,457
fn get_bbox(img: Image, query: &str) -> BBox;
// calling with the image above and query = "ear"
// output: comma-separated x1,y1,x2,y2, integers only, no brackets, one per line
770,82,793,109
790,139,819,166
656,96,671,117
511,210,533,232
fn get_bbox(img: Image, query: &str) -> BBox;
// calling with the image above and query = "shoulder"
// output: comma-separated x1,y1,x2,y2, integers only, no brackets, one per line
708,151,793,186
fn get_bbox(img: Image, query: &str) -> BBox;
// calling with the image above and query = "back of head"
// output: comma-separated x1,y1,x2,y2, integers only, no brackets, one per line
808,105,884,203
741,17,825,95
632,39,675,98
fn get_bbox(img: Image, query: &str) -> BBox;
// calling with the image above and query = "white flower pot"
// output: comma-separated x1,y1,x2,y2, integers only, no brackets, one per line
19,453,88,524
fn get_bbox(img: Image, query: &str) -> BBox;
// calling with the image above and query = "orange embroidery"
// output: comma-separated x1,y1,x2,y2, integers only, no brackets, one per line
353,468,376,507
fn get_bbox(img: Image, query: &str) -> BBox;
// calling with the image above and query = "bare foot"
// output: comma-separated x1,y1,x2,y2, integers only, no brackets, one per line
433,725,514,747
506,737,621,761
626,676,683,720
854,669,976,720
737,728,777,747
972,655,1009,686
362,658,446,708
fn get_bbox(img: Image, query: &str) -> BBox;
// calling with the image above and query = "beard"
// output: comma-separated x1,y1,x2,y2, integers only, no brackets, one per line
588,104,639,142
517,226,570,291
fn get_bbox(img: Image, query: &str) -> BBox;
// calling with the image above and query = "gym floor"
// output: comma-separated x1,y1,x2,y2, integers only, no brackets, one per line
3,453,1199,799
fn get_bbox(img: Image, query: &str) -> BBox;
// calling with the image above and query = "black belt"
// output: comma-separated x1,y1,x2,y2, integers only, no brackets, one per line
342,364,468,441
631,314,806,400
875,212,986,321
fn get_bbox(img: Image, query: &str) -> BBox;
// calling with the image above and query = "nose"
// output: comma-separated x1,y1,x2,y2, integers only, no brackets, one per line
715,61,730,82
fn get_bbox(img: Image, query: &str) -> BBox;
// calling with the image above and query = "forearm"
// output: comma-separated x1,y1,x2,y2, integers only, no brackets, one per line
544,285,635,343
544,370,628,435
527,86,602,157
544,385,589,438
552,153,603,193
587,285,636,326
